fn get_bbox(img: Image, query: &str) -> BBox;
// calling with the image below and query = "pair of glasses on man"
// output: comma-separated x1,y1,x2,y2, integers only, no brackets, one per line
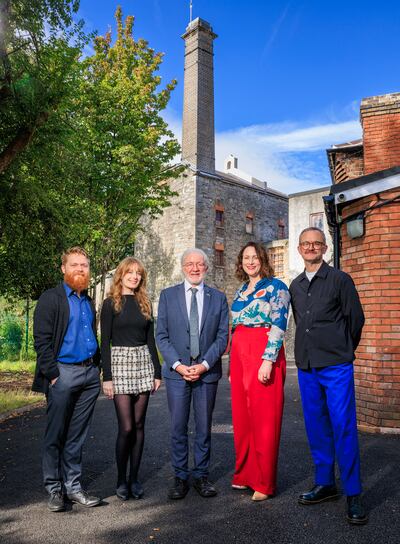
299,241,326,249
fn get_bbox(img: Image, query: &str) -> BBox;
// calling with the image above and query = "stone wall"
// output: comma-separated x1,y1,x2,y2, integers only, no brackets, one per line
135,170,196,309
288,187,333,281
195,172,288,304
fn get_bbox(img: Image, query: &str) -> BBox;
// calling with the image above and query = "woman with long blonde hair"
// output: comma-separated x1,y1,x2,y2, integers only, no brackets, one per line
101,257,161,501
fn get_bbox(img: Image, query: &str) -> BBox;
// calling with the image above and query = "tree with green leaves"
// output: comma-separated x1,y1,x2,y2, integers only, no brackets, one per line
0,4,181,313
74,7,181,305
0,0,85,174
0,0,91,316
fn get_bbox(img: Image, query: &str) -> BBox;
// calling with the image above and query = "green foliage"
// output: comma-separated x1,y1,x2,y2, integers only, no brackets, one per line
0,0,86,173
0,0,88,298
0,314,23,360
0,4,181,303
71,7,182,303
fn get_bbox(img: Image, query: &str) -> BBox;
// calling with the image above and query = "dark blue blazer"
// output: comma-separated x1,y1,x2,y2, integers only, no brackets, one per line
156,283,229,383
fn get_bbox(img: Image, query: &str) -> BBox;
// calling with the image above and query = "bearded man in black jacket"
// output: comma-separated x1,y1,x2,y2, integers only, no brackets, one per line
33,247,101,512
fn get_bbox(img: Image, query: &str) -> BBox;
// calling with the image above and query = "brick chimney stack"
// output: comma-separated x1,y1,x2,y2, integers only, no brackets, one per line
360,92,400,174
181,17,217,174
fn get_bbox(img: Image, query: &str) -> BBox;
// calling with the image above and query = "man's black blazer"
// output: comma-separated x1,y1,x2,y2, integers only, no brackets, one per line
32,282,100,394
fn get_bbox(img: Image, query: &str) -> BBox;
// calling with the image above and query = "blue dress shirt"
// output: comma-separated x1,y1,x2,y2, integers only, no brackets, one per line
58,283,98,363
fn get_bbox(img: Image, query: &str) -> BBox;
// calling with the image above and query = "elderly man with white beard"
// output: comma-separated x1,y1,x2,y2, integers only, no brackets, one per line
33,247,101,512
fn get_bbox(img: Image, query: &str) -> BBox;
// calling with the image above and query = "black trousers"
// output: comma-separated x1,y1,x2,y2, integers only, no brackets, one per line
43,363,100,494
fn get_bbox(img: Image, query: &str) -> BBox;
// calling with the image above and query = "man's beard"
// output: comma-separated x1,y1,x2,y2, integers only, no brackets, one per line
64,271,90,292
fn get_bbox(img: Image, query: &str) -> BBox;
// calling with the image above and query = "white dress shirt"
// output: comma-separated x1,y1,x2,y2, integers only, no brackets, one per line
184,279,204,329
172,280,209,371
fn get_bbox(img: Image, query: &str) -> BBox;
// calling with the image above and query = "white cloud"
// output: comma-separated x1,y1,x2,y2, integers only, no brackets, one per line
251,120,361,151
163,108,362,194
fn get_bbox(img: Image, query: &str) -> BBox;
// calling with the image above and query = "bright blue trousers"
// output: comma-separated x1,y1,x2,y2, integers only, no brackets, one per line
298,363,362,496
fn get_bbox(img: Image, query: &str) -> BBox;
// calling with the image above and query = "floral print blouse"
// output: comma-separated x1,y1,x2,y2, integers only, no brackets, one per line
231,277,290,362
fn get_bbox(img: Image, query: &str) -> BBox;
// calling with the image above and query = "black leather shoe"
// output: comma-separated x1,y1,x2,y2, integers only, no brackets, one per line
347,495,368,525
116,483,129,501
298,485,340,505
168,477,189,500
130,481,144,500
193,477,217,498
67,489,101,507
48,490,65,512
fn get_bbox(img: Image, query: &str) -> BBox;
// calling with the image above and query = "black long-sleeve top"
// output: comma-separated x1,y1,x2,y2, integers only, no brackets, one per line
100,295,161,381
289,261,365,369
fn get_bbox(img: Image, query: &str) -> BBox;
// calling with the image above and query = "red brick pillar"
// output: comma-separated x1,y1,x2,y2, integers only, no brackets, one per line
361,93,400,175
340,192,400,433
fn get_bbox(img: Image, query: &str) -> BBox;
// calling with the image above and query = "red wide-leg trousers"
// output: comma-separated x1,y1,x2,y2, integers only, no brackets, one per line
230,325,286,495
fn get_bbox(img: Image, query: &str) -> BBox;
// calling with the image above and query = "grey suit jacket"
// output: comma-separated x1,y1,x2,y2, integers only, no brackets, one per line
156,283,229,382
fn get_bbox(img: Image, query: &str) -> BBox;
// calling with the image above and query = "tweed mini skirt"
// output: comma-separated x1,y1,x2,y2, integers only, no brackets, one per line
111,345,154,395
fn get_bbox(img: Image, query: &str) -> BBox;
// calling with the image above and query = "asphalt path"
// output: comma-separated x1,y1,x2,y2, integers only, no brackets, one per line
1,361,399,544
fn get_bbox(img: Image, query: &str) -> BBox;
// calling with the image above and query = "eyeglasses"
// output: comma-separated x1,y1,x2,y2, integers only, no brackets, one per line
299,241,326,249
183,262,206,269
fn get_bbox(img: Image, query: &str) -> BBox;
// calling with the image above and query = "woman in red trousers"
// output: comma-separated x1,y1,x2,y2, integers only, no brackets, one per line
230,242,290,501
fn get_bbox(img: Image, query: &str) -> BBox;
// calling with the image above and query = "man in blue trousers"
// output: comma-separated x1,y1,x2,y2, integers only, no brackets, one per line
156,248,229,500
290,227,367,525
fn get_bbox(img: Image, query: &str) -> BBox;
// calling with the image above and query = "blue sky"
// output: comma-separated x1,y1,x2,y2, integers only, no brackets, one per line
77,0,400,193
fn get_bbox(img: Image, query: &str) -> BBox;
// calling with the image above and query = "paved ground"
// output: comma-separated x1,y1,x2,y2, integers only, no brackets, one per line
1,361,399,544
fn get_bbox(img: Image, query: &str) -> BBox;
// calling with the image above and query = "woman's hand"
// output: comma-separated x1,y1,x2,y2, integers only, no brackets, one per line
152,379,162,394
258,360,273,384
102,380,114,400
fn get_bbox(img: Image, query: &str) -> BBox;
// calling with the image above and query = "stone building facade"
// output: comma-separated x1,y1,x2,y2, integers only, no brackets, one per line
136,17,288,308
326,92,400,433
288,186,333,280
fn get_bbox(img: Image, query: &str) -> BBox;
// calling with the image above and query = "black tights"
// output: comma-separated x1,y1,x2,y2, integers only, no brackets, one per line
113,393,150,485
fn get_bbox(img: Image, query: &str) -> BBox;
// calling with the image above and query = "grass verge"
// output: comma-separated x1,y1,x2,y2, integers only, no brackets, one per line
0,390,43,414
0,359,39,415
0,360,36,372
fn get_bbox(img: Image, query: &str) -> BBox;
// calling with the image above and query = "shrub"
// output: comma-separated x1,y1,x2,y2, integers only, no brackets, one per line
0,315,23,361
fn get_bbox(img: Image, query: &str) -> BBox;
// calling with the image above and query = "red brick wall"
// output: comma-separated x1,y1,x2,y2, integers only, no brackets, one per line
340,190,400,432
333,150,364,184
361,94,400,174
